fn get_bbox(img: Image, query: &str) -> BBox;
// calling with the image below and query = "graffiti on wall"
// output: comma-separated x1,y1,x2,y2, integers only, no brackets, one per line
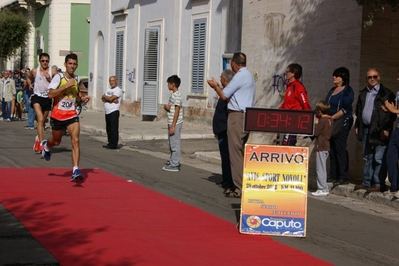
126,69,135,83
272,73,287,95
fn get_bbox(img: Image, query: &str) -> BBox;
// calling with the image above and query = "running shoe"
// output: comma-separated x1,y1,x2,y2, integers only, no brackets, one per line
41,140,51,161
71,169,84,182
33,135,40,152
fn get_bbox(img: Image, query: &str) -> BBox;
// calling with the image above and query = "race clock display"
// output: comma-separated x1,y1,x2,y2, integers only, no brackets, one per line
244,108,315,135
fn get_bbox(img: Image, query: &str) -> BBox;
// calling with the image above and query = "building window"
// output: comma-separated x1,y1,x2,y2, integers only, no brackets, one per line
143,28,159,82
191,18,206,94
115,31,124,89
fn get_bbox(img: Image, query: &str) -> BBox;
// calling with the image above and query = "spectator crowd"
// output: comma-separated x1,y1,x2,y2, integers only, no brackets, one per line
1,52,399,199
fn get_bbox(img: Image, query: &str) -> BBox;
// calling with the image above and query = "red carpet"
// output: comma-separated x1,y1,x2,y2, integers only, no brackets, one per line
0,168,331,265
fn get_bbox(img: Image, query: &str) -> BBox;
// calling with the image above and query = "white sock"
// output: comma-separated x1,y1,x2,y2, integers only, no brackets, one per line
73,166,78,172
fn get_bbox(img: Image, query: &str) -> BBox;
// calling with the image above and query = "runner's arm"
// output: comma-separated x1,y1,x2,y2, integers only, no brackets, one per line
77,81,90,103
47,76,75,99
26,69,35,89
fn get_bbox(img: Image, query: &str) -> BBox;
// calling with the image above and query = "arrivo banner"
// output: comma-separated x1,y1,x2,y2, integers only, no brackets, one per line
240,144,308,237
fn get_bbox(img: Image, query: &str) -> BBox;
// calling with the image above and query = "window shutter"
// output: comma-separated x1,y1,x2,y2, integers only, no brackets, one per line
142,28,159,116
191,19,206,94
115,31,124,89
143,29,159,81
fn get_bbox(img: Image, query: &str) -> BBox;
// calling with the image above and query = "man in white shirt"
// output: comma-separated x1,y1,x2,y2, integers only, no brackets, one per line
101,76,123,149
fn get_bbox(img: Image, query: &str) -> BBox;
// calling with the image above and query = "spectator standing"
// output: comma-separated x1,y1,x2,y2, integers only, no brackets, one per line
325,67,355,185
207,52,256,197
22,68,35,129
12,70,23,121
23,68,36,129
354,68,396,193
382,70,399,198
27,53,56,152
162,75,183,172
280,63,312,146
41,53,90,182
101,76,123,149
0,70,16,122
311,101,333,197
212,69,235,193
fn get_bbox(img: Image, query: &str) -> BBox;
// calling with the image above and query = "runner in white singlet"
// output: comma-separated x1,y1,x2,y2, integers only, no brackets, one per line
26,53,57,153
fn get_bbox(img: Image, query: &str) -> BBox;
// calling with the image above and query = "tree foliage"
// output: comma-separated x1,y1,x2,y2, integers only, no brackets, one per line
0,8,31,59
355,0,399,28
356,0,399,11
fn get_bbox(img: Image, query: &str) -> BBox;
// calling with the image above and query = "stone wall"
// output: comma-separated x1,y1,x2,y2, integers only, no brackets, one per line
242,0,363,181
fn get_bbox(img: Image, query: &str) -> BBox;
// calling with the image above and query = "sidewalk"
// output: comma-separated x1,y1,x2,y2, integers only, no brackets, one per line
79,110,399,211
79,110,215,141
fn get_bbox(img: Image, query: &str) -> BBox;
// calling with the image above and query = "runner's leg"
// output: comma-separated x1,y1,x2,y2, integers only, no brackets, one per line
33,104,47,143
67,121,80,167
46,128,63,149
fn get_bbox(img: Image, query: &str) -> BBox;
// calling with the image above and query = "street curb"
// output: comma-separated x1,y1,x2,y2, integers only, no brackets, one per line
329,184,399,211
193,151,221,165
80,123,399,211
80,125,215,141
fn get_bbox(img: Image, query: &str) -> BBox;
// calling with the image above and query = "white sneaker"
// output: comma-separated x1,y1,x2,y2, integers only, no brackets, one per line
383,190,395,197
6,118,10,122
311,190,329,197
395,191,399,198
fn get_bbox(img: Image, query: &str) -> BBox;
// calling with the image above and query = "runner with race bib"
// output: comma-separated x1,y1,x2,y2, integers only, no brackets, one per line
41,53,90,182
27,53,56,153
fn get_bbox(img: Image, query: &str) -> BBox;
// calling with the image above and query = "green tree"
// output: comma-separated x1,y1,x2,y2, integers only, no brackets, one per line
356,0,399,10
0,8,31,70
355,0,399,27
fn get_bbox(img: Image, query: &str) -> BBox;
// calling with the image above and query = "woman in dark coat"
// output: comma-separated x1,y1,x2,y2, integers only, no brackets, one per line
325,67,354,185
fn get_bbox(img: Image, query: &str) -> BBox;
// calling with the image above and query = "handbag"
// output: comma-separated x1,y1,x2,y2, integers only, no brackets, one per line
330,115,347,139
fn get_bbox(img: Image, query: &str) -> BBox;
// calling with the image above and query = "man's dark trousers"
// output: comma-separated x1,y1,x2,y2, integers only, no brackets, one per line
105,110,119,148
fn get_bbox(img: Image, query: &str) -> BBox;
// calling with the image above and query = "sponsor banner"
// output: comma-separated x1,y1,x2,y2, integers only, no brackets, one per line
241,215,305,236
240,144,308,237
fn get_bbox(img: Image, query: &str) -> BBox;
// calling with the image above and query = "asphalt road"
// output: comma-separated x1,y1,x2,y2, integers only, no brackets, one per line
1,120,399,265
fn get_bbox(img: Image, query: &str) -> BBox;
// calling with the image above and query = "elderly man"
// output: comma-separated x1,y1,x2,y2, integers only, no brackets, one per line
212,69,235,193
0,70,16,122
101,76,123,149
207,52,256,197
354,68,396,193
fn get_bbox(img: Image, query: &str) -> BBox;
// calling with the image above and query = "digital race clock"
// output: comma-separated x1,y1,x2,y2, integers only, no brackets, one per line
244,108,315,135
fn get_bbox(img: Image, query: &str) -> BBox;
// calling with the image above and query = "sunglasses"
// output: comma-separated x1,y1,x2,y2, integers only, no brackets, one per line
40,60,49,63
367,75,379,80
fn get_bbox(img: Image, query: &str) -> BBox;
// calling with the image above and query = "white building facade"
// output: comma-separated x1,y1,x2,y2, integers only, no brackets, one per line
88,0,241,121
0,0,90,76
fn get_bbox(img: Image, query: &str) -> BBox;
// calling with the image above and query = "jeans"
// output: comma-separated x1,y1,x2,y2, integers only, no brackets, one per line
24,92,35,127
1,98,11,119
330,117,353,181
386,128,399,192
217,132,233,186
362,127,387,187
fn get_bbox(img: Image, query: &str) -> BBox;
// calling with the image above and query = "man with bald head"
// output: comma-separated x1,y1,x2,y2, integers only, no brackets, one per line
101,76,123,149
354,68,396,193
207,52,256,197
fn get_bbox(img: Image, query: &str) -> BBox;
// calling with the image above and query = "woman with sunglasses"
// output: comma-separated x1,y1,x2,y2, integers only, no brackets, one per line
325,67,354,186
